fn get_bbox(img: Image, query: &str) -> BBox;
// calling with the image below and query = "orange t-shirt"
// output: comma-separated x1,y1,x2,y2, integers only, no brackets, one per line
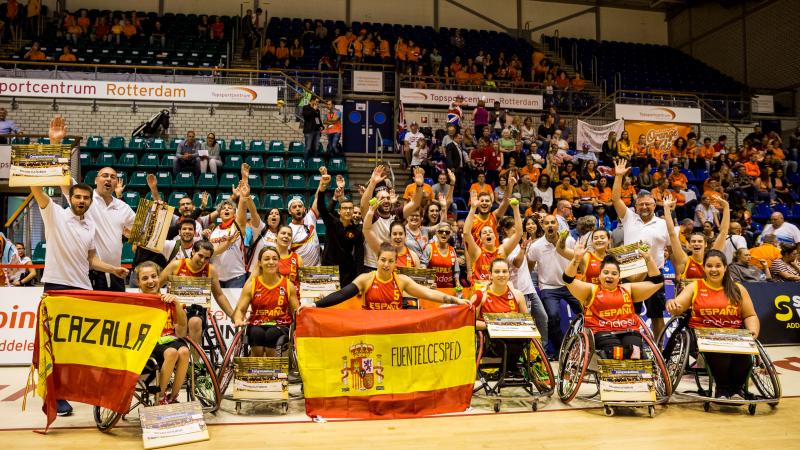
379,40,390,58
771,147,785,160
650,147,667,162
123,24,137,37
77,16,90,28
58,53,77,62
576,186,597,202
455,70,470,84
520,165,541,182
395,42,408,61
469,183,493,198
276,46,289,60
333,36,349,56
403,183,434,201
27,50,46,60
668,172,688,190
620,185,637,206
743,161,760,177
699,145,716,160
670,190,686,206
363,39,375,56
554,184,578,203
597,187,612,203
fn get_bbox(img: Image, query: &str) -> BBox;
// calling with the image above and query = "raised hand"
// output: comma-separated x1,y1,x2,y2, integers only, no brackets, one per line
370,165,387,184
146,173,158,189
469,190,479,208
240,162,251,179
663,193,676,210
716,196,729,210
572,238,588,260
48,115,67,143
437,192,447,206
114,180,125,198
614,158,630,177
239,182,251,199
447,169,456,185
507,174,518,191
200,191,209,208
336,174,345,190
413,166,425,185
334,186,344,200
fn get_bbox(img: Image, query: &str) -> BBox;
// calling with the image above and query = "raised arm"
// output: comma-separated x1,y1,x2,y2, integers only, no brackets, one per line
360,165,387,214
611,159,630,220
147,173,161,202
311,167,331,218
711,198,730,251
663,194,687,269
562,239,595,304
403,166,426,218
398,274,465,305
235,180,248,234
30,186,51,209
463,192,482,260
362,201,383,255
500,200,522,257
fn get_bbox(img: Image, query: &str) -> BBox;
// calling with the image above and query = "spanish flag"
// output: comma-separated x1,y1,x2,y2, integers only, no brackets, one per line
296,305,475,419
31,291,168,431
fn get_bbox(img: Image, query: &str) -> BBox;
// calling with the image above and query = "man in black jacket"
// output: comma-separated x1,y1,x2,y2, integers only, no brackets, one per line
445,133,467,195
302,97,324,163
317,170,364,285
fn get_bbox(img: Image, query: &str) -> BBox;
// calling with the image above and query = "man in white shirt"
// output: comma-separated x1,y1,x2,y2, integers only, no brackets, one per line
10,242,34,286
403,121,424,168
723,221,748,265
65,166,135,291
287,172,329,267
760,212,800,245
161,221,197,264
208,186,249,288
612,159,670,337
526,214,580,358
554,200,572,232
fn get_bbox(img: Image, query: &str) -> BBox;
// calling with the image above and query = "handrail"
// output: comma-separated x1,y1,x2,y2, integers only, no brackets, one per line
4,193,33,229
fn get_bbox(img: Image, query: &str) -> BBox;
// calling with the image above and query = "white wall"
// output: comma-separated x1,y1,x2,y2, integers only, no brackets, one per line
351,0,432,26
66,0,157,12
599,8,667,44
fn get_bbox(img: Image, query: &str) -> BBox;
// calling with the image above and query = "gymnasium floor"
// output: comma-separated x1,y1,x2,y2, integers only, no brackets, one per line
2,345,798,449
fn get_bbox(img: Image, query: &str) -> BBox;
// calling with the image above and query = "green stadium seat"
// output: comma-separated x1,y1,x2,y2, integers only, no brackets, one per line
329,157,347,172
117,171,128,186
245,155,265,171
224,155,243,170
249,140,266,153
85,136,104,148
117,152,137,168
265,174,284,190
263,193,284,210
128,171,149,187
309,174,324,189
95,152,116,167
145,191,165,201
216,139,227,153
37,137,50,144
155,171,172,187
219,172,239,188
161,154,176,168
169,138,184,150
140,153,160,168
315,219,326,237
79,151,91,167
192,192,204,209
31,241,46,264
214,192,232,205
151,138,166,150
287,157,305,170
306,157,324,172
62,138,76,146
288,141,304,154
173,171,195,188
121,242,134,264
11,136,30,145
286,174,306,190
167,191,188,208
83,170,98,184
268,140,285,154
248,193,262,211
246,173,263,189
108,136,125,149
197,172,217,189
129,137,146,149
229,139,246,153
121,191,140,210
266,156,284,170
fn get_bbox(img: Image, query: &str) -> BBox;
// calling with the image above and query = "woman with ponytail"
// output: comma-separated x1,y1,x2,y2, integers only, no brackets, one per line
666,249,759,400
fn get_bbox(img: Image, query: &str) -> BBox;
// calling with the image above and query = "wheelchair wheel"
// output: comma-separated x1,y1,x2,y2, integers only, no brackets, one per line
205,315,227,378
660,327,690,394
93,406,123,432
641,330,672,399
750,339,781,403
557,331,590,403
218,328,247,397
526,338,555,395
184,337,222,413
656,314,686,351
559,315,584,369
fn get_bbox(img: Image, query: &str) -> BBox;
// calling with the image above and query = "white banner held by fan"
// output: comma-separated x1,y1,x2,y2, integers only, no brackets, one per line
576,119,625,153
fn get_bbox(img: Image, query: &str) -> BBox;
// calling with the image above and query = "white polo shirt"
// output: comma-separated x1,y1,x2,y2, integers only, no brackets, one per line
526,235,574,290
290,210,320,267
621,209,669,268
760,222,800,245
209,225,246,282
84,191,135,265
40,201,97,289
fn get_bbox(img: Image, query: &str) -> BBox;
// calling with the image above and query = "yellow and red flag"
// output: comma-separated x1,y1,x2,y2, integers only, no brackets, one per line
31,291,168,430
296,305,475,419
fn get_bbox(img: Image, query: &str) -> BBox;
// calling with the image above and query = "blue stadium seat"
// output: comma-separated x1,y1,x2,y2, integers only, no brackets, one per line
752,203,772,221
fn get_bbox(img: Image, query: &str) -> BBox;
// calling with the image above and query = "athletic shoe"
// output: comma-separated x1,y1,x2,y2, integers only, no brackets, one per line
56,399,73,416
713,389,729,400
729,390,746,401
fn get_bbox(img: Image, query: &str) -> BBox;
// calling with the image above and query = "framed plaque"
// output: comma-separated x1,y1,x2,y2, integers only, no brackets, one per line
8,144,72,187
129,198,175,252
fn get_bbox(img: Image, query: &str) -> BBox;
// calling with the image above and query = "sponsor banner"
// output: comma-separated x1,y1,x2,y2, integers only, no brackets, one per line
0,77,278,104
296,305,475,419
624,121,694,151
752,95,774,114
400,88,543,111
615,104,702,124
576,119,625,153
746,282,800,345
33,290,167,430
353,71,384,93
0,145,10,179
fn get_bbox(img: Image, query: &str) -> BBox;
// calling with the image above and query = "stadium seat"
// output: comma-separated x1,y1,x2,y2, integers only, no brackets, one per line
85,136,104,148
128,171,149,188
108,136,125,149
792,204,800,219
287,157,305,170
247,173,264,189
249,140,266,153
31,241,46,264
329,157,347,172
229,139,246,153
315,219,326,237
155,171,172,187
630,166,640,177
37,137,50,144
95,152,116,167
681,169,695,182
246,155,265,171
79,151,91,167
117,152,137,167
151,138,166,150
145,191,165,201
215,192,232,205
307,157,324,172
265,174,285,190
83,170,98,184
266,156,284,169
224,155,243,170
161,154,177,168
289,141,304,154
286,174,306,190
129,137,146,149
167,191,188,208
263,193,284,210
197,172,218,189
219,172,239,188
269,140,285,154
117,171,128,187
10,136,30,145
121,242,134,265
694,169,709,180
774,203,791,218
752,203,772,221
169,138,184,150
173,171,195,188
122,191,141,209
140,153,160,168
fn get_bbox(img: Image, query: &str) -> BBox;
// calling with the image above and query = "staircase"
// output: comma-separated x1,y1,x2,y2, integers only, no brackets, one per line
229,36,257,70
0,39,29,59
343,152,405,197
535,38,602,93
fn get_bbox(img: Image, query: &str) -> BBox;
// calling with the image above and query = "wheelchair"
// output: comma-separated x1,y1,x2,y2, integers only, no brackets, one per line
474,330,555,412
557,315,671,417
93,337,221,432
217,323,300,414
657,313,781,415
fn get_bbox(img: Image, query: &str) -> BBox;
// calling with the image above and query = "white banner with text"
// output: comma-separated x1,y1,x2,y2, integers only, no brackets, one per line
400,88,543,111
614,104,702,124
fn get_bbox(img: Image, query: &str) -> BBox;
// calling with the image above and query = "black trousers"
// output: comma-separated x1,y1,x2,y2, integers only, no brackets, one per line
90,270,126,292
